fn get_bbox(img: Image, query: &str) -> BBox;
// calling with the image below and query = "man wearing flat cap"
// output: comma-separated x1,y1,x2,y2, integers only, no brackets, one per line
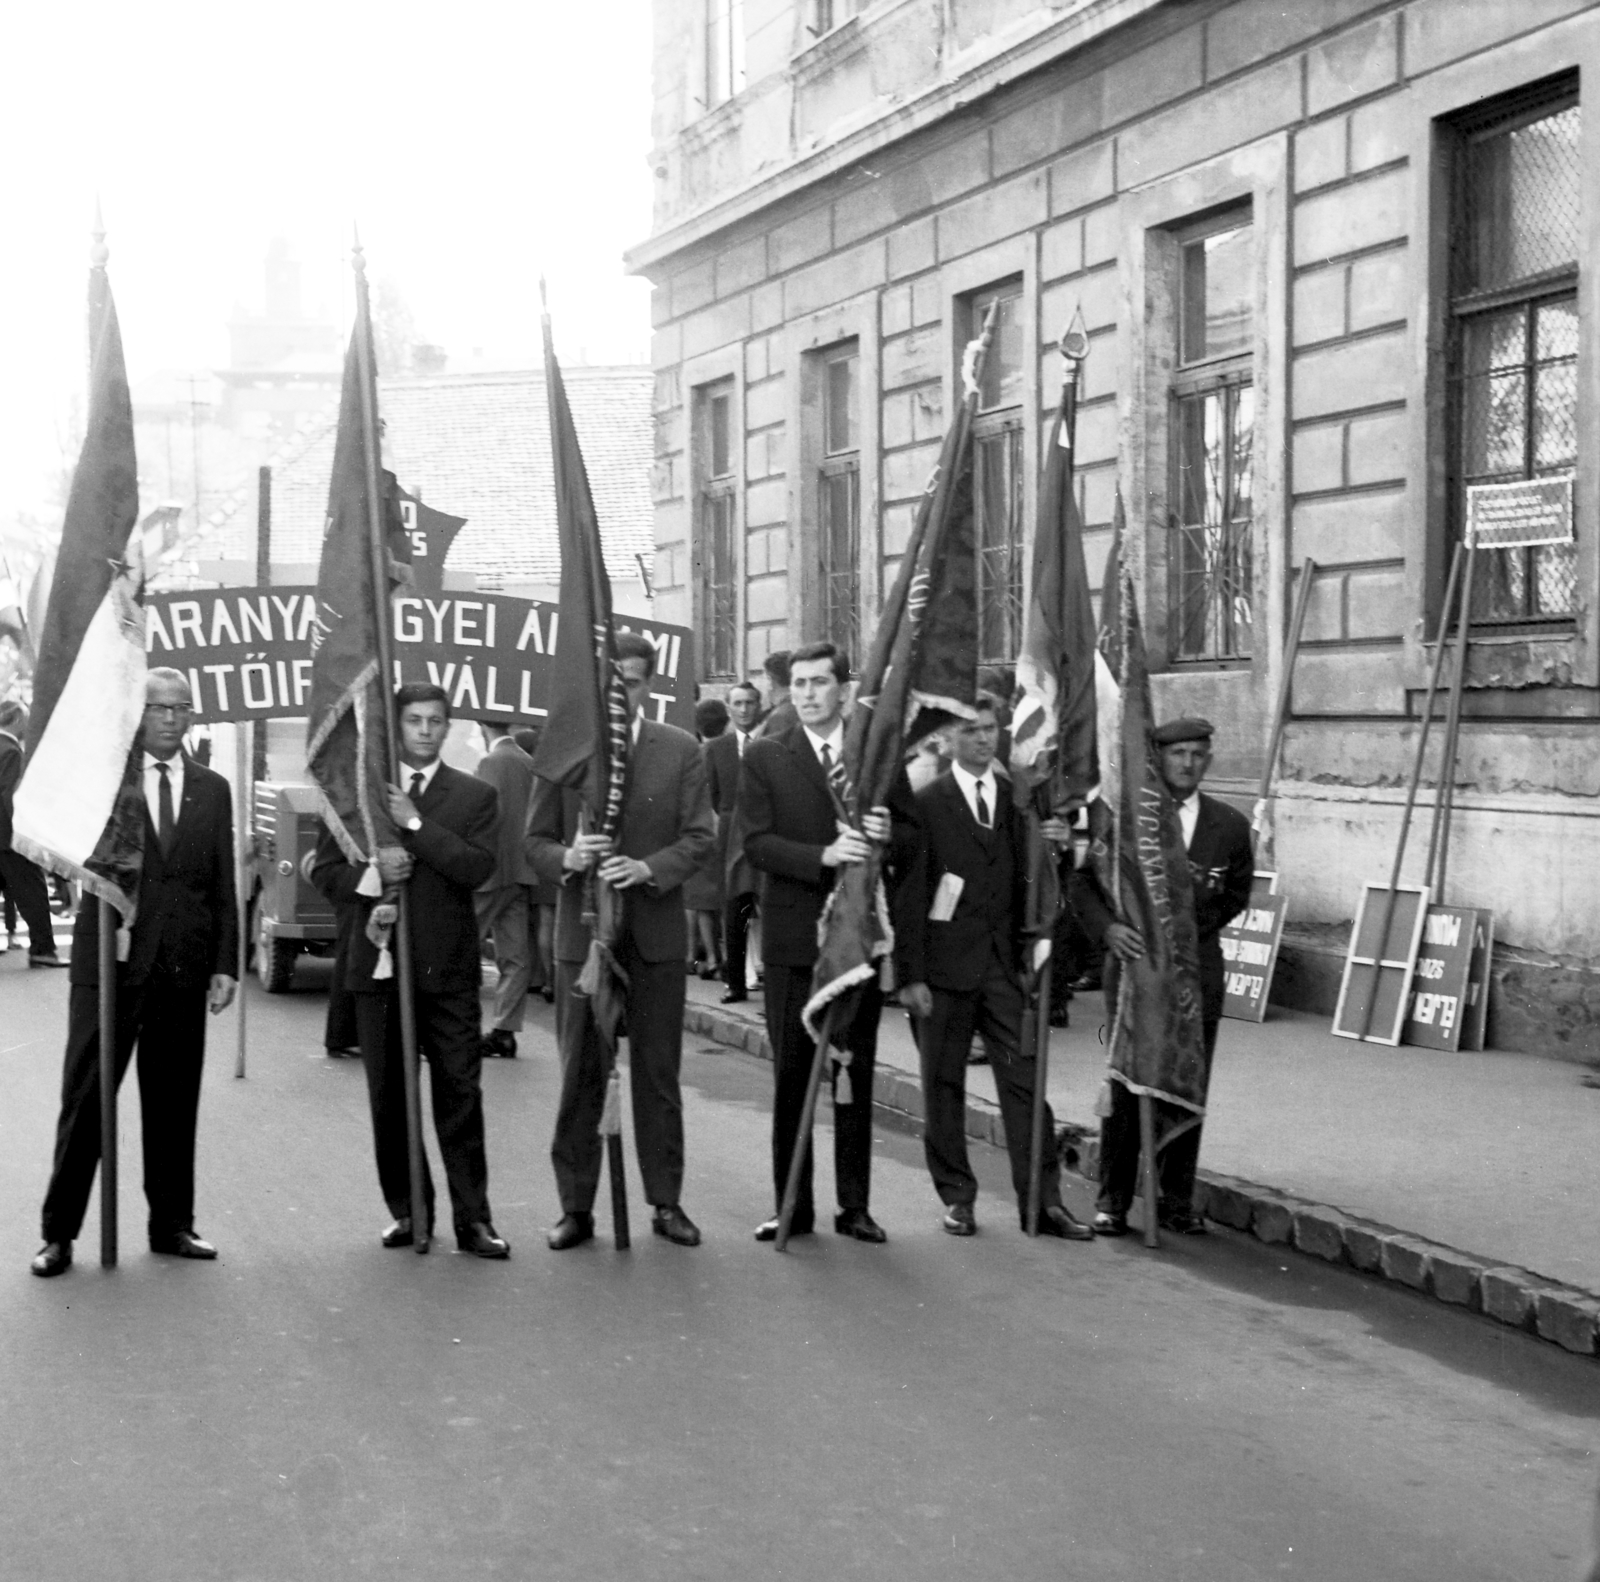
1071,716,1253,1235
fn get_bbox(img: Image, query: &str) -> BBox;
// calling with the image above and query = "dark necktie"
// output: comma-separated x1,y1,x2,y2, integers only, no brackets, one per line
410,771,425,805
156,761,175,855
974,780,990,830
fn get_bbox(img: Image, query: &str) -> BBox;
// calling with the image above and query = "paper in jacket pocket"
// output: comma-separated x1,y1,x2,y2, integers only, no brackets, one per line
928,872,964,922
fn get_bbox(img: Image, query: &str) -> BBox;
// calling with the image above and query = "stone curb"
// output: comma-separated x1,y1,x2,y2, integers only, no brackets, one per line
685,998,1600,1358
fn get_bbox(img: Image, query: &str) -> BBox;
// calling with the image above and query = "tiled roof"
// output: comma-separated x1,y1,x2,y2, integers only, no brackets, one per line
204,366,655,589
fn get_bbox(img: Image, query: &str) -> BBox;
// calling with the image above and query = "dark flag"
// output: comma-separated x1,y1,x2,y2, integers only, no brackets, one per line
14,252,146,919
528,297,632,1057
1090,495,1208,1114
305,301,410,912
801,310,993,1062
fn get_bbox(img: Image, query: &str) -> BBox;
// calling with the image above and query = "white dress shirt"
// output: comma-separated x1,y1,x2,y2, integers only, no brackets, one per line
402,757,442,798
949,761,999,828
1176,791,1199,851
143,751,184,829
803,722,845,767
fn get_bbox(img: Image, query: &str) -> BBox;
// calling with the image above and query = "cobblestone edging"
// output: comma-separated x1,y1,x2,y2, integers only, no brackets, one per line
684,1001,1600,1360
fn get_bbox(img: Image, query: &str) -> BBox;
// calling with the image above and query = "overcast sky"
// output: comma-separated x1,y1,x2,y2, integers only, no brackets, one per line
0,0,655,527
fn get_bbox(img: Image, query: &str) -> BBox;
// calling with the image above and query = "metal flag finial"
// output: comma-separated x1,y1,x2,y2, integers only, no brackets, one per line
89,198,108,269
1058,304,1089,367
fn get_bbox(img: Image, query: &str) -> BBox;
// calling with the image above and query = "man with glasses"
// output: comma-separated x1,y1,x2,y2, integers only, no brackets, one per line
31,668,239,1277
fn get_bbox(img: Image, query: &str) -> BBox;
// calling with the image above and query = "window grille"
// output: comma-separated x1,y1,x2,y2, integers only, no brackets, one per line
970,283,1025,664
1446,79,1579,626
700,387,738,678
818,344,861,656
1169,215,1254,662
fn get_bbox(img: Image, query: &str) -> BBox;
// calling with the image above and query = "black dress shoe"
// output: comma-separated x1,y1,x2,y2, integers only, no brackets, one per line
1036,1205,1096,1241
720,988,748,1004
652,1205,701,1246
1092,1210,1129,1238
457,1221,510,1258
754,1213,814,1241
151,1230,217,1259
942,1203,977,1237
27,952,69,969
547,1212,595,1250
480,1030,517,1059
834,1208,887,1243
30,1241,71,1278
1158,1208,1208,1236
380,1216,434,1249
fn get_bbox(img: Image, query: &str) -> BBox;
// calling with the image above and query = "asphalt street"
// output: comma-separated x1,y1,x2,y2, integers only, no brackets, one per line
1,957,1596,1581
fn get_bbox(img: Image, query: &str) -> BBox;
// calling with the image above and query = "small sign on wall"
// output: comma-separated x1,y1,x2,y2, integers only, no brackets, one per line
1402,906,1494,1052
1220,873,1286,1023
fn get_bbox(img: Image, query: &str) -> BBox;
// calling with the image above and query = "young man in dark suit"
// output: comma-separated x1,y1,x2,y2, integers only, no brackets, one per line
312,683,508,1258
0,700,67,967
32,668,238,1277
737,640,910,1244
706,679,761,1003
526,633,716,1251
895,694,1095,1240
474,721,538,1059
1072,716,1254,1236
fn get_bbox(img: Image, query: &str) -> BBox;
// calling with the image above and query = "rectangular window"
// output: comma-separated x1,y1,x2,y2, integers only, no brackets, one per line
700,384,738,678
814,0,857,35
970,282,1025,664
818,343,860,657
1169,213,1254,662
1446,78,1579,627
706,0,746,109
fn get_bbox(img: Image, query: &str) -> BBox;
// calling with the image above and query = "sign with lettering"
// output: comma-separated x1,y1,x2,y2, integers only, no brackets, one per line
143,586,695,731
1466,474,1573,549
1401,906,1493,1053
1220,874,1286,1022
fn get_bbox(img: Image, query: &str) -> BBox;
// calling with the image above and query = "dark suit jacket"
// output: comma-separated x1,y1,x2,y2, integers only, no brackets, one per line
311,762,498,995
1070,789,1253,1023
893,770,1025,992
525,718,715,966
69,755,238,991
705,728,757,896
738,722,916,970
755,699,798,739
0,730,21,850
474,738,536,888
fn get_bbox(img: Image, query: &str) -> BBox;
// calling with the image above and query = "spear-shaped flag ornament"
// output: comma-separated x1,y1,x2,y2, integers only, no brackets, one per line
528,281,634,1248
13,219,147,921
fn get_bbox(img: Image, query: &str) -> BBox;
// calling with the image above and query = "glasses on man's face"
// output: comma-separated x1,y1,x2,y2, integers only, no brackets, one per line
144,704,193,720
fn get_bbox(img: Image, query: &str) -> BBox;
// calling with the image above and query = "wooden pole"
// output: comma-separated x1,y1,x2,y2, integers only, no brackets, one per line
1425,535,1477,905
1024,954,1052,1237
606,1076,630,1251
234,723,249,1078
252,467,270,786
774,999,842,1253
353,235,429,1254
1252,556,1318,858
98,897,117,1268
1350,540,1465,1043
1137,1091,1160,1250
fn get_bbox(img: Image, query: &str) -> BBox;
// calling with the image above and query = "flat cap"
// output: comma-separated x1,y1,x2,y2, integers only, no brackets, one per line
1151,716,1214,746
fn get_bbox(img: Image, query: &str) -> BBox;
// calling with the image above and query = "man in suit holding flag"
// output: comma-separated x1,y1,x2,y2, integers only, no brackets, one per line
32,668,238,1276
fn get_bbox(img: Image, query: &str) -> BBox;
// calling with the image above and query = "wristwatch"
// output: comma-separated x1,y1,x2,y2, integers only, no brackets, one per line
405,814,422,832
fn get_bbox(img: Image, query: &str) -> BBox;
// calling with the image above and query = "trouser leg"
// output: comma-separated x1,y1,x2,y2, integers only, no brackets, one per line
766,966,816,1221
0,850,57,956
723,892,753,991
135,979,208,1241
830,982,881,1212
622,941,687,1208
1095,1078,1142,1217
917,987,978,1206
40,983,144,1244
418,987,490,1229
355,991,435,1222
477,887,531,1032
973,960,1064,1213
549,961,605,1215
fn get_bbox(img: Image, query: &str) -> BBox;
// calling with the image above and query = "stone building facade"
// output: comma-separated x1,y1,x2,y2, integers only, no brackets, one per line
628,0,1600,1055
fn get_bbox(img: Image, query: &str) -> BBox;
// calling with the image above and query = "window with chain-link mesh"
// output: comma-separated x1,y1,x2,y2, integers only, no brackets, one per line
1446,75,1579,626
970,282,1025,665
699,385,738,679
818,343,861,658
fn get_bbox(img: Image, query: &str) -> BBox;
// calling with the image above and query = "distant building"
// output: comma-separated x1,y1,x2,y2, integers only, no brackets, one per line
630,0,1600,1054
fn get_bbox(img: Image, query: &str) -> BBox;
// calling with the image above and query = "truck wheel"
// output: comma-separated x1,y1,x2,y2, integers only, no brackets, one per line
255,910,298,993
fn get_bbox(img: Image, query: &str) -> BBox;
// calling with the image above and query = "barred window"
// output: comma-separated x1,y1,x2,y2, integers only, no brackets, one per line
1446,77,1579,627
699,385,738,679
813,0,857,35
1169,214,1253,662
706,0,746,109
818,343,860,657
971,282,1025,665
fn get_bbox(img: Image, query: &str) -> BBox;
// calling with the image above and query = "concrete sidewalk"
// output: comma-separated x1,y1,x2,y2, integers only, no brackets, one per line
684,974,1600,1354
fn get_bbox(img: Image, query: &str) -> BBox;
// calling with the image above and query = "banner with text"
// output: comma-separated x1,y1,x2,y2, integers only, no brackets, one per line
145,586,695,730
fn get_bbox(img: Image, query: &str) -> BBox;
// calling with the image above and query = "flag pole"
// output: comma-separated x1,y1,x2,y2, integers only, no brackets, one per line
98,897,117,1267
234,722,249,1078
1025,310,1089,1238
774,998,843,1253
352,233,430,1254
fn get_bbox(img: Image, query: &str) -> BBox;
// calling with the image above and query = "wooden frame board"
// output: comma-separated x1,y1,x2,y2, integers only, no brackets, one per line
1332,882,1431,1046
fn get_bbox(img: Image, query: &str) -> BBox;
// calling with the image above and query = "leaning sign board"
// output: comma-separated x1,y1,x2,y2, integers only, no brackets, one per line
1332,882,1430,1046
143,587,695,730
1220,873,1286,1022
1401,906,1494,1053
